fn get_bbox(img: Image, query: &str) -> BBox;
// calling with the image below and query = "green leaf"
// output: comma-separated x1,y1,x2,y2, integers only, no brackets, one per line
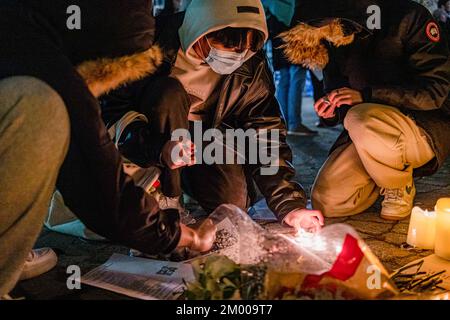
223,286,238,300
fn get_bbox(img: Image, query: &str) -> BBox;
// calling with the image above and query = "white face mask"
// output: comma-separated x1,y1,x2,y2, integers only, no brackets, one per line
204,38,248,75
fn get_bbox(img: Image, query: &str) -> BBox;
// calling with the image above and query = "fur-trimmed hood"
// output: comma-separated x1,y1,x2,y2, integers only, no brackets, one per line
0,1,181,254
280,20,355,70
22,0,161,97
76,46,163,97
280,0,384,69
280,0,450,178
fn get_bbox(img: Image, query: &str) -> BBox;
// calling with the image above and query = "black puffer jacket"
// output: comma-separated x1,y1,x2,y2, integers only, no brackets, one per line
285,0,450,176
0,0,180,254
102,12,308,222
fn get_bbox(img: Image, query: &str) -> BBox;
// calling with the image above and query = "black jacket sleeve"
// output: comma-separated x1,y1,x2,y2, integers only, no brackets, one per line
235,55,308,221
55,66,181,255
13,46,180,255
1,1,181,255
56,65,180,255
371,6,450,111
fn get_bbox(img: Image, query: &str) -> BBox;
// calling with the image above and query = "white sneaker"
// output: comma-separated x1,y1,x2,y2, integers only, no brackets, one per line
380,182,416,221
19,248,58,281
158,195,196,225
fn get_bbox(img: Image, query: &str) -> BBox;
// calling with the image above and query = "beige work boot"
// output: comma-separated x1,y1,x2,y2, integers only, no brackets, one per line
380,182,416,221
19,248,58,281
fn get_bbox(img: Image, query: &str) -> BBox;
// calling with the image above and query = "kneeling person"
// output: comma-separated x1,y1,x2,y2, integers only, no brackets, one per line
102,0,324,232
282,0,450,220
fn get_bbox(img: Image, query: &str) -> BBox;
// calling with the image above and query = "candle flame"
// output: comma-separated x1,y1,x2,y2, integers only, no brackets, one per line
293,229,342,254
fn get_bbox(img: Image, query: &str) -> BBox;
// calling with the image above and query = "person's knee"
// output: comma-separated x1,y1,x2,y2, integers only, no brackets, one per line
344,104,390,145
345,104,406,158
344,104,375,132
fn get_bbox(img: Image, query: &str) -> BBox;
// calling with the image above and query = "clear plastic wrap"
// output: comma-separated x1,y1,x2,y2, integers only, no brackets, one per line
187,204,399,300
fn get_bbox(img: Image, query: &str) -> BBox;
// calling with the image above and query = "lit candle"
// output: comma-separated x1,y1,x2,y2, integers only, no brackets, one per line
406,207,437,250
435,198,450,261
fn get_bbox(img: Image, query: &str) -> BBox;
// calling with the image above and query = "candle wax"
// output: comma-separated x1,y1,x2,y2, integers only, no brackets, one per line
406,207,436,250
435,198,450,261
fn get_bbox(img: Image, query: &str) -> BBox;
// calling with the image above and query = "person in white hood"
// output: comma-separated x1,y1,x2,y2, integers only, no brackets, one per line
172,0,269,122
101,0,324,233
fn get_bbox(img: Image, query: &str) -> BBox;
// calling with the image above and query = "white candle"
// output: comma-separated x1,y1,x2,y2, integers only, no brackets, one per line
406,207,437,250
435,198,450,261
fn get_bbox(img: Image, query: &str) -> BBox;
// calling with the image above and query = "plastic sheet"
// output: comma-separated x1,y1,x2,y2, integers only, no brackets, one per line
188,204,398,300
209,204,363,274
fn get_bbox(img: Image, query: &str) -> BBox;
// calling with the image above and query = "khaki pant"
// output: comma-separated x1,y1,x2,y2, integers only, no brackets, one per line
0,77,70,296
312,103,435,218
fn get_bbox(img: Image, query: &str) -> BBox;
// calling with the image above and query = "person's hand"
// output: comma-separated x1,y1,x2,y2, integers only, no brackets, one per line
314,95,337,119
328,87,363,108
161,139,196,170
314,88,363,119
192,219,217,252
283,209,325,233
179,219,217,253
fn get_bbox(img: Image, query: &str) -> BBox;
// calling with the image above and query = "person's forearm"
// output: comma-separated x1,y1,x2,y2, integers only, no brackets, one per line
253,168,308,221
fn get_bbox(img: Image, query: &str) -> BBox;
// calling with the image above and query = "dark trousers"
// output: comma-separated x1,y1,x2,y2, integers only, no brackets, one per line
139,77,250,213
136,77,190,197
182,161,250,214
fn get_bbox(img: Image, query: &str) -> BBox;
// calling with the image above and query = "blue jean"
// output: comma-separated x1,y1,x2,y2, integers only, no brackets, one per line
275,65,307,130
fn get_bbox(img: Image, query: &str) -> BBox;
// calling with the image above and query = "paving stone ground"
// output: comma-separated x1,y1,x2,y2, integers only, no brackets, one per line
12,98,450,299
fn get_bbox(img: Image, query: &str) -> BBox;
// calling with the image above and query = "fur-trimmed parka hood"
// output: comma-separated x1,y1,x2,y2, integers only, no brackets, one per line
76,46,163,97
22,0,162,97
280,0,386,69
280,20,355,70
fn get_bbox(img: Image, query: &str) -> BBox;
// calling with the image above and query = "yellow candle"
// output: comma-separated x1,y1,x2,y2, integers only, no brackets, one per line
406,207,436,250
435,198,450,261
